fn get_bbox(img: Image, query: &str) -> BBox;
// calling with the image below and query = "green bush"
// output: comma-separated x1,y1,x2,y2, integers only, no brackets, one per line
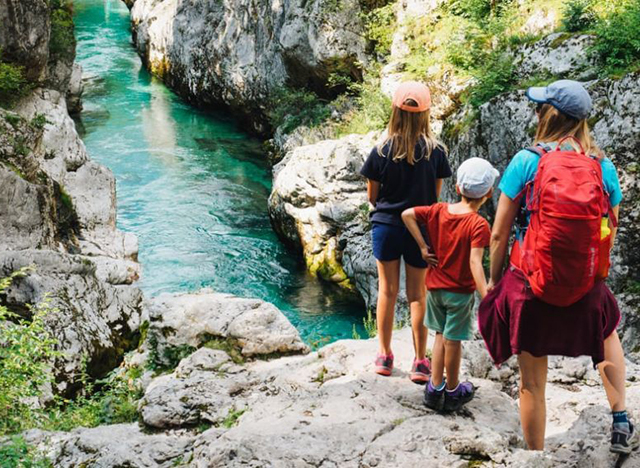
49,2,75,61
561,0,596,32
0,436,51,468
0,270,60,435
45,365,143,431
0,60,30,108
0,270,142,437
267,87,331,134
466,51,516,107
447,0,514,22
338,73,391,135
364,4,396,58
445,26,489,71
591,0,640,75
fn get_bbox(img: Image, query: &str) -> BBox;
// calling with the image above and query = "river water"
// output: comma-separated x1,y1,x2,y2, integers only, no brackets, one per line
73,0,366,343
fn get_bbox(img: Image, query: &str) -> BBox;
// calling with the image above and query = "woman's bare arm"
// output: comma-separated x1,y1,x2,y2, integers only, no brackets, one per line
489,193,519,285
610,205,620,248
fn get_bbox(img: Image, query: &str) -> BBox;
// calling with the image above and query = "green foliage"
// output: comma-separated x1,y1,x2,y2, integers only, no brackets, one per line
445,25,489,71
30,114,49,130
0,269,60,435
446,0,515,22
363,308,377,338
561,0,596,32
45,365,143,431
591,0,640,75
148,341,195,373
625,279,640,295
49,1,75,61
0,269,143,438
0,436,52,468
466,51,516,107
0,60,31,108
268,87,331,134
203,337,245,365
221,407,246,428
351,324,361,340
364,4,396,58
337,73,391,135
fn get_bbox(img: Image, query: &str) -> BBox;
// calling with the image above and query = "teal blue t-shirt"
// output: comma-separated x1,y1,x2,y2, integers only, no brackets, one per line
499,146,623,207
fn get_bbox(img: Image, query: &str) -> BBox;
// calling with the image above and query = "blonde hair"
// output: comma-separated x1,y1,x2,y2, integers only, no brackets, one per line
534,104,602,159
377,99,444,164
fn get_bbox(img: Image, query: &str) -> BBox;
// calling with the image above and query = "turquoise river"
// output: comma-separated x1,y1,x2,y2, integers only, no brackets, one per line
73,0,366,343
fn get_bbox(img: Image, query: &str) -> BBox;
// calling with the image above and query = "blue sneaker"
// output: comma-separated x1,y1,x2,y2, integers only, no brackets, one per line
423,379,445,411
443,381,475,412
611,421,640,454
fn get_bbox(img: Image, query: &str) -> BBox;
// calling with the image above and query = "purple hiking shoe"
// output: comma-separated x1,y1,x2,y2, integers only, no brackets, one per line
443,381,475,412
423,379,445,411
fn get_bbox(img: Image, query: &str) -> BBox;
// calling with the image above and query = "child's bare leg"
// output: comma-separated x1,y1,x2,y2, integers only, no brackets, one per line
598,331,626,412
518,352,548,450
431,333,445,387
376,259,401,355
444,339,462,389
405,263,428,359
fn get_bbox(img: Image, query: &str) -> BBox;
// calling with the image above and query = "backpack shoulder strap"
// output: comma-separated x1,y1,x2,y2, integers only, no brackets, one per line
513,146,546,203
525,146,546,158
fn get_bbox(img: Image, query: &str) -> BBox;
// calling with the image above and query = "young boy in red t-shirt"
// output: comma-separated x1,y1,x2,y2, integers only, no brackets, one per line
402,157,499,413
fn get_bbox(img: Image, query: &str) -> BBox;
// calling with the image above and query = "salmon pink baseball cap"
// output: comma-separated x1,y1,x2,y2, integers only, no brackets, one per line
392,81,431,113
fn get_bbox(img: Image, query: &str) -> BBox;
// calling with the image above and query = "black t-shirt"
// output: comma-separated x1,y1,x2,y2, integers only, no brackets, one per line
360,139,452,226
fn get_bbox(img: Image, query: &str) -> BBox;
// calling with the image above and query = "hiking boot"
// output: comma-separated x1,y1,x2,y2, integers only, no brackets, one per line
374,353,394,376
423,379,445,411
443,381,475,412
611,421,640,455
409,358,431,385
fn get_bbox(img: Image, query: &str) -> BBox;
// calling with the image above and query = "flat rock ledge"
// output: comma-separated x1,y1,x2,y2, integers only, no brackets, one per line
146,291,310,370
25,322,640,467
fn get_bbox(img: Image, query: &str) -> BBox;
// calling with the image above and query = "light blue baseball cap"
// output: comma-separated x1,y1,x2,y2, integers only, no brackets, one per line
526,80,593,120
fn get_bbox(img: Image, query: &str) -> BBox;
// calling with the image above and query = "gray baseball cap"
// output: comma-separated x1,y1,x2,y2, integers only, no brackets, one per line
457,157,500,199
526,80,592,120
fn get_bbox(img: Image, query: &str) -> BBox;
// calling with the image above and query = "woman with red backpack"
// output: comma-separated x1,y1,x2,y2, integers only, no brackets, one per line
479,80,638,454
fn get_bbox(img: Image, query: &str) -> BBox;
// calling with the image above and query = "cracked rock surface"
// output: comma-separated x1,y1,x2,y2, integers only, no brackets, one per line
29,326,640,467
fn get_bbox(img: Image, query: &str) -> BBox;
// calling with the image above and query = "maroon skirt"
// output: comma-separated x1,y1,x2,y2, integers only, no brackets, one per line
478,267,620,366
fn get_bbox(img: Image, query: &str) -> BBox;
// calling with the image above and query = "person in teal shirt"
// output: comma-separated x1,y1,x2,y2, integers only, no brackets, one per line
479,80,637,454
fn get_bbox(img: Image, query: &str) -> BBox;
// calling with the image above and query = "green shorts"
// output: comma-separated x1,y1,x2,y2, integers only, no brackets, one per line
425,290,475,341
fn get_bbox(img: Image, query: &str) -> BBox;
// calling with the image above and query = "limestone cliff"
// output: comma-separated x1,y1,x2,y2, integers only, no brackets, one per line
0,0,139,393
127,0,368,133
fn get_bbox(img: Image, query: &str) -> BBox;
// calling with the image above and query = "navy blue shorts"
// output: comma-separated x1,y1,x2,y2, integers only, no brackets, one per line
371,222,428,268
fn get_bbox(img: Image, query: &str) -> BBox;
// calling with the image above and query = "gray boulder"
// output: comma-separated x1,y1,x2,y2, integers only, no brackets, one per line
147,290,309,370
139,348,254,429
25,424,194,467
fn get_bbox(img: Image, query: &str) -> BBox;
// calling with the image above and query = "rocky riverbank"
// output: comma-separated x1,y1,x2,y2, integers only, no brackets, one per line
22,313,640,467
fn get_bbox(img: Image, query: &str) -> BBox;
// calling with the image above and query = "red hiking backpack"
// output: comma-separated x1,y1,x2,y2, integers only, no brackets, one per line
517,137,617,307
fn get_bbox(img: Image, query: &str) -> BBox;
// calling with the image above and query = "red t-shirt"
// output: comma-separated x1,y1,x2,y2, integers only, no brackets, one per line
414,203,491,294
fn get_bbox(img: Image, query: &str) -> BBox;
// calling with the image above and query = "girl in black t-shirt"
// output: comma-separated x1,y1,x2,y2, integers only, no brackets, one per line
360,81,452,383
